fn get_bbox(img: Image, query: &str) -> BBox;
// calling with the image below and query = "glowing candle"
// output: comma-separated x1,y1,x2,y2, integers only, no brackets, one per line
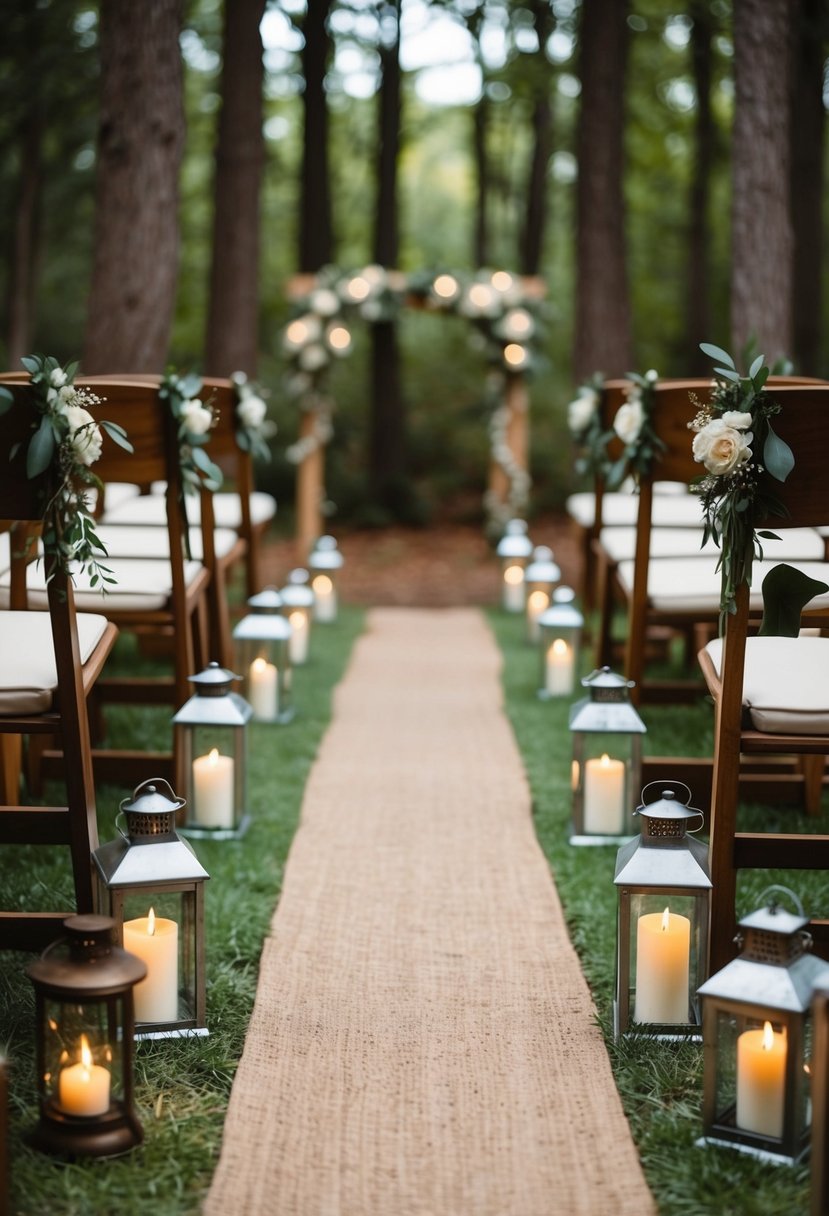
584,753,625,834
737,1021,787,1138
312,574,337,623
503,565,524,612
289,611,309,664
248,657,278,720
123,907,179,1023
634,906,691,1024
192,747,234,828
545,638,575,695
58,1035,110,1117
526,590,550,642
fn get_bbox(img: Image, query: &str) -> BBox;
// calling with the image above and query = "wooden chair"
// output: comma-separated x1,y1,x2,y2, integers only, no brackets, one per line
697,384,829,970
0,385,118,950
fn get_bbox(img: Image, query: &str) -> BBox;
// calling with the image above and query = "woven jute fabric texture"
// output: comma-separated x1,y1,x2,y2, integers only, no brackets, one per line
204,608,655,1216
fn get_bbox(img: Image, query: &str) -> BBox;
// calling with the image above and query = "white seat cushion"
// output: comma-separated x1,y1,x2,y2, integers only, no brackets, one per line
616,558,829,615
704,636,829,734
600,526,825,565
566,490,702,530
103,489,277,531
0,558,205,613
95,524,241,562
0,611,110,715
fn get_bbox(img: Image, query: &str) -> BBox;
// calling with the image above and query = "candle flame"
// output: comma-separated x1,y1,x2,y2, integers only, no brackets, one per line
762,1020,775,1051
289,610,306,631
551,638,569,656
148,907,156,936
660,906,671,932
208,747,219,766
251,657,267,674
528,590,549,614
504,565,523,587
79,1034,92,1069
600,753,611,768
313,574,333,595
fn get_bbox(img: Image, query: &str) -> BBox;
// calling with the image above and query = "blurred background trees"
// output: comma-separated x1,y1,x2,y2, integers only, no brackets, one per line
0,0,827,525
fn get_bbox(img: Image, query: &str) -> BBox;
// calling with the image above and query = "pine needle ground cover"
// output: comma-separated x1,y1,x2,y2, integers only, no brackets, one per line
0,607,364,1216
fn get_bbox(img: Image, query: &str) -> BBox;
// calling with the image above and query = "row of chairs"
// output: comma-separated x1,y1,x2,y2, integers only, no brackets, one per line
568,378,829,969
0,375,276,950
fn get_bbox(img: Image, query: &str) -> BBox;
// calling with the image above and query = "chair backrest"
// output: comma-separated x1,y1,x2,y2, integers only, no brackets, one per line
752,384,829,530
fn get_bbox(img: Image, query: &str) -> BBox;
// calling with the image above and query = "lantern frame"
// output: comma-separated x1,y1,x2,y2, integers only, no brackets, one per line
496,519,533,612
94,779,210,1038
568,667,646,845
537,587,583,699
613,782,711,1040
697,898,829,1164
812,985,829,1214
173,663,253,840
280,568,314,665
233,587,295,724
308,535,344,623
26,915,145,1157
523,546,561,644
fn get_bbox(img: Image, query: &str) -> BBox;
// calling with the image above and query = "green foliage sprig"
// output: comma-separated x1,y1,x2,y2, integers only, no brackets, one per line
568,374,611,478
605,369,666,489
0,354,133,590
230,371,273,461
690,342,794,620
159,370,223,493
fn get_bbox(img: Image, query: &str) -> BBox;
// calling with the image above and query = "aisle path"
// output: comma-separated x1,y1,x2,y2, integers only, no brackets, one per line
205,609,655,1216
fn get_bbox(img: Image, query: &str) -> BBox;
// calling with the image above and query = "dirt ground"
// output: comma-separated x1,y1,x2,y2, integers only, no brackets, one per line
259,514,582,608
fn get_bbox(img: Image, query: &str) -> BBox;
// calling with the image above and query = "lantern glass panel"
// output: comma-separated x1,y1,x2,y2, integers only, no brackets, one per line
624,892,702,1026
180,724,248,835
115,889,199,1027
572,732,640,839
286,608,311,664
235,638,292,723
538,622,581,699
42,997,124,1116
310,572,338,622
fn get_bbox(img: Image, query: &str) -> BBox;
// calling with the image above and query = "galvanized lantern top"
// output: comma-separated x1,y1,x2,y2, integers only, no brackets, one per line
698,898,829,1013
172,662,253,728
233,611,292,644
26,915,147,996
538,587,584,631
496,519,533,559
525,546,561,584
94,779,209,888
569,668,647,735
614,782,711,890
281,569,314,609
309,536,344,571
246,586,283,615
118,778,185,842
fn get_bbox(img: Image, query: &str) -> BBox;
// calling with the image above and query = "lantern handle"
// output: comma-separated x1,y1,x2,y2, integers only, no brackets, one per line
115,809,129,841
638,779,693,805
758,884,805,917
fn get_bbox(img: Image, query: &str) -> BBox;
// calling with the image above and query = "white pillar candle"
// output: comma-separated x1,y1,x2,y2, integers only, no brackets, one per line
288,611,309,664
192,747,235,828
249,657,278,720
545,638,575,695
526,590,550,642
58,1035,110,1117
583,753,625,834
737,1021,787,1138
123,907,179,1023
634,906,691,1024
502,565,524,612
312,574,337,622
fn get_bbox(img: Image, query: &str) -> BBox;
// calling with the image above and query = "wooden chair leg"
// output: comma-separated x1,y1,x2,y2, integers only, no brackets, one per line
594,550,616,670
0,736,21,804
801,754,825,817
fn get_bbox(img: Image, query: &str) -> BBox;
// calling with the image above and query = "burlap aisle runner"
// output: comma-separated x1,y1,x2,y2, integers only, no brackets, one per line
205,608,655,1216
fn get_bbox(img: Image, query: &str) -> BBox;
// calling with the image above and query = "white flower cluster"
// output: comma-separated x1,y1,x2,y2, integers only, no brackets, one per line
47,368,104,467
691,409,753,476
612,371,656,446
567,386,599,435
231,372,268,430
180,396,213,437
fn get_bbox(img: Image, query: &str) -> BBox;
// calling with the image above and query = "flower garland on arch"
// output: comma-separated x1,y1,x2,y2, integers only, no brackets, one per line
0,354,133,589
689,342,794,619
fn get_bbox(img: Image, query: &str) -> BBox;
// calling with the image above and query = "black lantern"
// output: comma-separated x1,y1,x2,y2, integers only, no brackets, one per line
94,779,209,1037
495,519,533,612
308,535,344,623
233,587,295,724
523,546,560,644
697,894,829,1163
280,569,314,665
613,782,711,1040
537,587,583,699
568,667,646,844
172,663,253,839
26,915,145,1157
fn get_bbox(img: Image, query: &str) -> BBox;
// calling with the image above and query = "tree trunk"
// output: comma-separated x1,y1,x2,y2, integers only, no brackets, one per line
790,0,826,373
573,0,632,381
204,0,266,377
685,0,714,371
520,0,555,276
473,95,490,267
83,0,185,373
730,0,794,363
300,0,334,272
6,103,42,368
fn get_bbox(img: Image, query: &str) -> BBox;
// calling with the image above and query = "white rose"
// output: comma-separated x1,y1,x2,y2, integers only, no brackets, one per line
58,384,76,405
64,404,103,467
567,389,598,434
299,344,328,372
50,367,68,388
720,410,753,431
237,394,267,429
310,289,340,317
692,418,753,475
613,398,644,445
181,398,213,436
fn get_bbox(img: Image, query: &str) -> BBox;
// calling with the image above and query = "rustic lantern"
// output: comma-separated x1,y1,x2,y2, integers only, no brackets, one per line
173,663,252,839
308,535,344,623
697,893,829,1163
537,587,583,699
524,546,561,644
568,667,646,844
26,916,145,1157
613,782,711,1040
94,779,209,1037
280,568,314,665
496,519,533,612
232,587,294,724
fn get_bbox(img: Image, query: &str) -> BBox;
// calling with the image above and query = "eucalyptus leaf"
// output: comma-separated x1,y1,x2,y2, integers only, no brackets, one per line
713,366,741,383
763,422,795,482
700,342,735,368
759,564,829,637
0,387,12,415
748,354,765,379
101,420,134,452
752,366,769,392
178,374,203,399
20,355,40,375
27,416,56,477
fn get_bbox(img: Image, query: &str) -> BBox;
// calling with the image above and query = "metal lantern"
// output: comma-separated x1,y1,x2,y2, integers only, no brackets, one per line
233,587,295,724
280,568,314,665
524,546,561,644
697,895,829,1164
568,667,646,845
26,915,146,1157
308,535,344,623
812,985,829,1215
172,663,252,839
93,779,209,1038
496,519,533,612
537,587,583,699
613,782,711,1040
